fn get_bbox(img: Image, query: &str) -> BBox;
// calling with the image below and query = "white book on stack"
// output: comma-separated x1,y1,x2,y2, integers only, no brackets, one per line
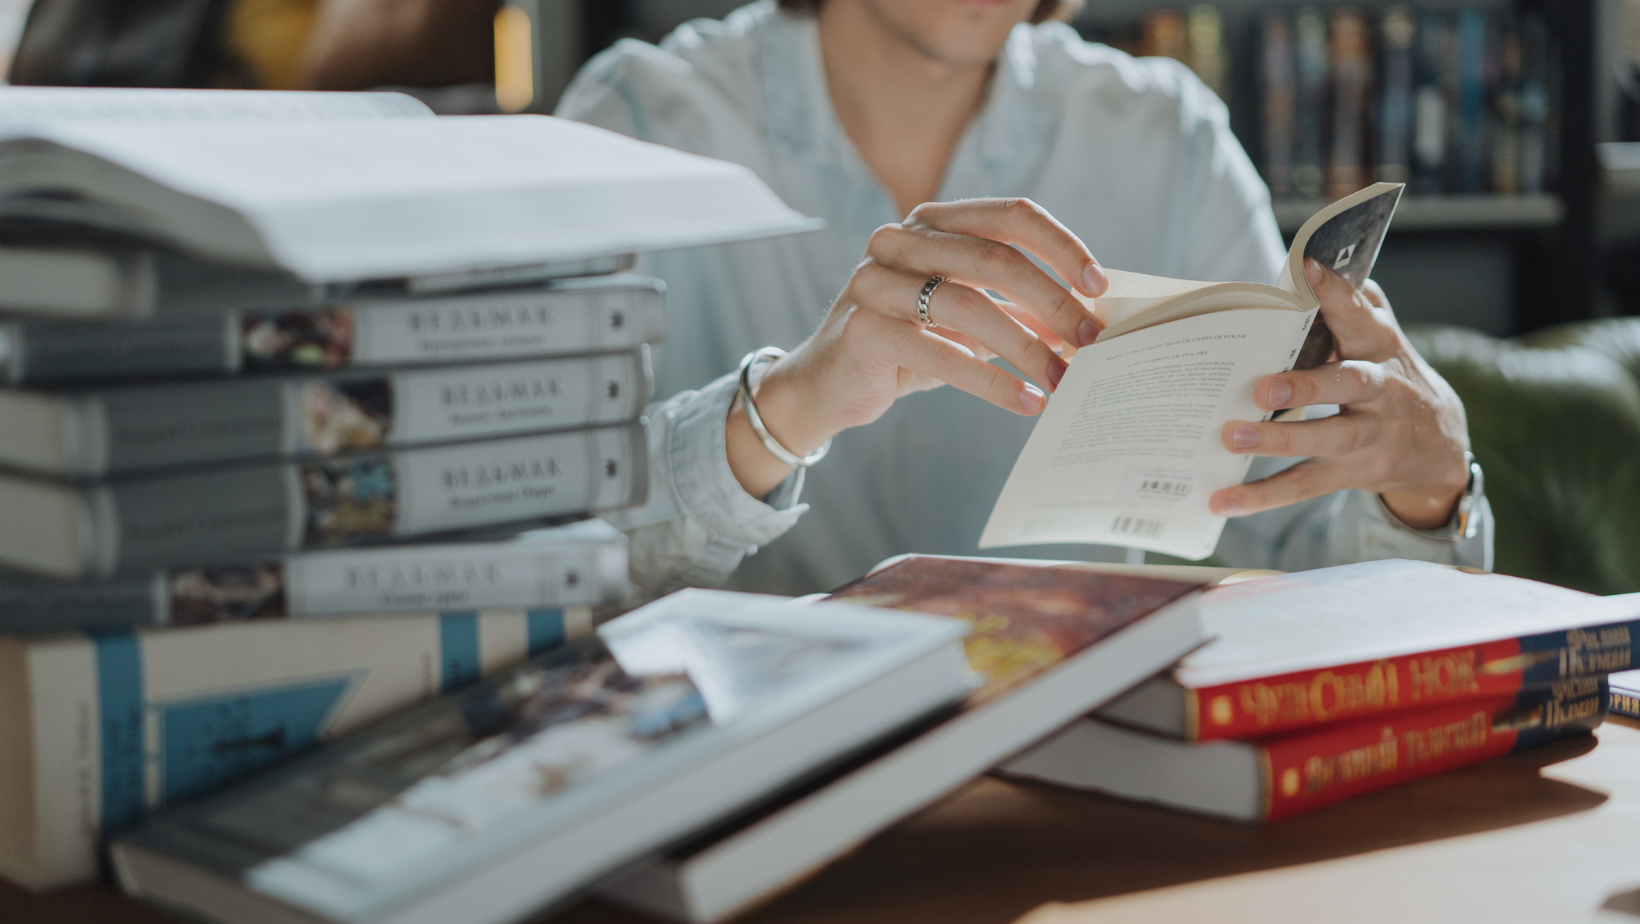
0,105,820,282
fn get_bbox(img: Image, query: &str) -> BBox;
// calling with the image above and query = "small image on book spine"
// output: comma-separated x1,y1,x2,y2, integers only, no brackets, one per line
1111,516,1166,539
242,307,355,371
301,456,399,545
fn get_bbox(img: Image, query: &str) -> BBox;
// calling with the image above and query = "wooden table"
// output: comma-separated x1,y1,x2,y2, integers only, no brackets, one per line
8,719,1640,924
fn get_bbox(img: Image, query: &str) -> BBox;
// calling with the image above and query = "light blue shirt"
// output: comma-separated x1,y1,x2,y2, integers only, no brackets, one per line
570,1,1492,598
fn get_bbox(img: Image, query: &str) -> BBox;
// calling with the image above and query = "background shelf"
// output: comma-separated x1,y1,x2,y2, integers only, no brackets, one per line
1274,194,1565,234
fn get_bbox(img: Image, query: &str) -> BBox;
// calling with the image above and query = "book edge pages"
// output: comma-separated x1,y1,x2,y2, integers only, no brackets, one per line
997,717,1263,822
594,592,1207,924
1170,572,1640,689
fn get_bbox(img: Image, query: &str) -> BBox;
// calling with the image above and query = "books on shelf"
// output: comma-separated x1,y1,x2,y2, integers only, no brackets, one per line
979,183,1400,558
0,519,628,634
1097,560,1639,741
0,422,647,579
1246,5,1556,210
0,350,651,477
0,602,595,890
1003,678,1609,823
596,554,1211,923
111,589,976,924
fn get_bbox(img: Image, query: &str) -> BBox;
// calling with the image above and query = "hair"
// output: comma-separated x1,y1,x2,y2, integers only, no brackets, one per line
776,0,1085,26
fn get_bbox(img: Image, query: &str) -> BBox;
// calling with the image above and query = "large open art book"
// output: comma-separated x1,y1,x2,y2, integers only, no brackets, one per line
980,183,1403,559
598,555,1211,923
0,96,819,283
112,590,975,924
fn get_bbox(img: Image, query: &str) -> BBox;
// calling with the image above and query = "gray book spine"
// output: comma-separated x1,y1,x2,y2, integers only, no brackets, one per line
2,276,666,385
2,318,232,385
34,351,652,477
90,423,647,575
0,527,626,633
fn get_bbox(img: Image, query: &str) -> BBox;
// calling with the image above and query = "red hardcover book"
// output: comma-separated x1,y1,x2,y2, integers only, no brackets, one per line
1099,560,1640,741
1005,677,1609,823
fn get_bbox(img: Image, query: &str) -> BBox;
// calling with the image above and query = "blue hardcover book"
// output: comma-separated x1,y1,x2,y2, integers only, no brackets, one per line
0,604,593,890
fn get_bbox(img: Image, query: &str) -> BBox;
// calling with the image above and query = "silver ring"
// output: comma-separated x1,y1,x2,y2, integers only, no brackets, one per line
917,275,946,327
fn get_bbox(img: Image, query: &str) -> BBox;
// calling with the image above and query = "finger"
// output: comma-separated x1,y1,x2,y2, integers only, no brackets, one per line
1256,360,1385,410
1304,258,1399,363
892,326,1048,415
853,262,1068,390
868,222,1100,348
904,198,1109,298
997,300,1067,352
1208,457,1352,516
1220,413,1376,458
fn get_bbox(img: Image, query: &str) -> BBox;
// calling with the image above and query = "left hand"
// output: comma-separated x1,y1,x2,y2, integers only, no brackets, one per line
1208,258,1471,530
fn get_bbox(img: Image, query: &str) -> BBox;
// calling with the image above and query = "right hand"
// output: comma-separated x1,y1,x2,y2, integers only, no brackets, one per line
729,198,1109,496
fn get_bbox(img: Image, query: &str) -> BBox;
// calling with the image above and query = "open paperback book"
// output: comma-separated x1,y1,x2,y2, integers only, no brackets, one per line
980,183,1403,559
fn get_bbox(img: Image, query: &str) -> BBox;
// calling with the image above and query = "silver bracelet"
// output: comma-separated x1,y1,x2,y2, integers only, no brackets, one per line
737,347,831,468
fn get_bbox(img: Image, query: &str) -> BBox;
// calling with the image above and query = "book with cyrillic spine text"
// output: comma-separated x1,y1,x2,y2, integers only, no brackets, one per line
0,604,593,891
1098,560,1639,741
0,236,635,321
111,590,975,924
0,519,627,634
0,422,646,580
1005,677,1608,823
0,274,665,385
0,350,650,477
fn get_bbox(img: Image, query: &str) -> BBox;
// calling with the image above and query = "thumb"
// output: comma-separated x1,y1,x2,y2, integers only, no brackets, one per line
1305,257,1395,362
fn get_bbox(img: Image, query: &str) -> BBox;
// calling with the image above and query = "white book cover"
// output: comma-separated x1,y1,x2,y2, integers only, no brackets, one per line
112,590,974,924
0,604,592,891
0,115,822,282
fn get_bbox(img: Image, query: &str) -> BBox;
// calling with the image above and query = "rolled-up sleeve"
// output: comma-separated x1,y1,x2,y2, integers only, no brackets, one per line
601,372,808,600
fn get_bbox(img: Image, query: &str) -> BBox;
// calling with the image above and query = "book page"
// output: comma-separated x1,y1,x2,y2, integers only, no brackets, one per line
979,308,1315,560
0,88,432,135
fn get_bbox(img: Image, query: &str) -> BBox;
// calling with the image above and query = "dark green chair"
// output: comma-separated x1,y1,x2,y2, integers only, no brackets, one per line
1409,320,1640,594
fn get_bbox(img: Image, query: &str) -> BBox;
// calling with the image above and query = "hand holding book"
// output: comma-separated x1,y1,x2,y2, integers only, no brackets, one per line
725,198,1108,497
1211,257,1472,530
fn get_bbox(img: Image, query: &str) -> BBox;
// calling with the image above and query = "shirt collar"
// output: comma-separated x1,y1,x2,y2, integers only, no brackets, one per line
758,9,1049,201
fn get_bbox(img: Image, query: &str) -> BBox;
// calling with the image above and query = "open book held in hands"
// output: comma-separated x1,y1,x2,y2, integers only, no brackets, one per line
980,183,1403,559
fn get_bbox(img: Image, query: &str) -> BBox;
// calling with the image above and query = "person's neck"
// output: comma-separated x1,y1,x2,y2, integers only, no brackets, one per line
816,1,995,217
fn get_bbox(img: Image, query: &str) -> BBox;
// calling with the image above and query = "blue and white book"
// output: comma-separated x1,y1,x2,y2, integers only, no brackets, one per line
111,589,974,924
0,603,594,891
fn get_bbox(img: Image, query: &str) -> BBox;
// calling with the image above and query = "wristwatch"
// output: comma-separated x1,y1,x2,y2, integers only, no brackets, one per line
1381,450,1484,543
1453,450,1485,542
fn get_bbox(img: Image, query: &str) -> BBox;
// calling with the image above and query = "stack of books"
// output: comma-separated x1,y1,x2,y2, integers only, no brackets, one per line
0,86,818,893
1002,559,1637,823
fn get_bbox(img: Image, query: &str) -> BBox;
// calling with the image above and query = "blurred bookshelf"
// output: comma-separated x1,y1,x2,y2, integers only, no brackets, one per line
1072,0,1599,336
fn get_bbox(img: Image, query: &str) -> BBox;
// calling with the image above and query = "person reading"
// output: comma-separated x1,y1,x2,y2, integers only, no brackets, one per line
558,0,1489,597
